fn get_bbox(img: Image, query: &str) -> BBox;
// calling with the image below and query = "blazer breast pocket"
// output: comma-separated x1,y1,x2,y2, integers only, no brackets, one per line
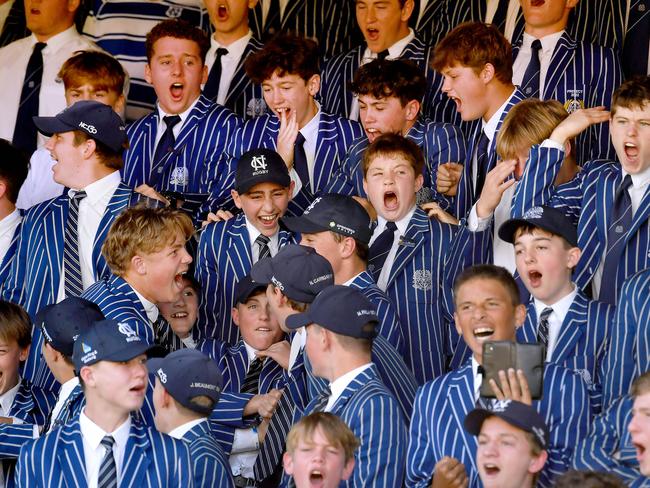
563,355,597,386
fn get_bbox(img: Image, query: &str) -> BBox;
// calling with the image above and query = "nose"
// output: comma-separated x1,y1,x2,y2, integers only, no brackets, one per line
442,76,452,94
626,122,638,137
133,360,147,379
181,246,192,265
629,412,640,435
361,107,375,126
262,194,275,212
472,304,487,320
45,136,55,151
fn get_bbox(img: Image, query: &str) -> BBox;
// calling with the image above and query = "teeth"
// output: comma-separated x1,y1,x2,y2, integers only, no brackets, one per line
626,143,637,148
172,312,188,318
172,83,182,88
474,327,494,337
260,215,276,221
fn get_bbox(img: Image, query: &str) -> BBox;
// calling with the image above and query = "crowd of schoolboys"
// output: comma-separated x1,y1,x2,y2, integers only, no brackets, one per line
0,0,648,486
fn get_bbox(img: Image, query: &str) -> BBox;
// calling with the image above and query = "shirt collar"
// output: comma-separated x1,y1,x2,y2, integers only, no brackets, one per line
363,28,415,61
533,283,578,324
211,29,253,57
0,378,21,415
0,209,21,237
328,363,373,403
299,102,321,141
68,170,121,202
342,271,364,287
32,25,77,52
132,288,159,323
377,204,416,236
242,341,259,363
157,95,199,126
79,409,131,452
168,418,207,440
522,30,564,54
482,88,517,141
622,164,650,190
59,376,80,400
245,216,279,250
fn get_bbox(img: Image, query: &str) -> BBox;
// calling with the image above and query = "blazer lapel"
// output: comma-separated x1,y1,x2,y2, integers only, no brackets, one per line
517,303,539,343
225,217,253,282
313,113,338,191
57,419,87,487
120,421,152,488
44,197,66,297
93,183,132,278
281,0,303,27
542,33,577,100
225,342,249,392
626,185,650,242
386,208,427,287
224,39,260,108
551,292,588,363
448,366,478,472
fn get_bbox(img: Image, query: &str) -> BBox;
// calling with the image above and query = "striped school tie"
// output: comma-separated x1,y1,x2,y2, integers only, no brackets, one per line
63,190,87,297
12,42,46,155
97,435,117,488
368,221,397,281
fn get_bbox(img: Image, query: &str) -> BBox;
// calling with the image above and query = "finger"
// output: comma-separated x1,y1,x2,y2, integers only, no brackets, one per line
489,378,505,400
499,178,516,192
448,461,466,479
507,368,522,400
498,369,513,398
517,369,533,405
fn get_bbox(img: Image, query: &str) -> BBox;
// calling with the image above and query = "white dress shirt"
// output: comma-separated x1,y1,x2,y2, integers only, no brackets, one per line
168,417,207,440
324,363,373,412
369,205,416,291
0,26,100,149
205,31,252,106
350,29,416,120
245,217,280,263
153,97,200,149
133,288,160,324
290,104,321,195
288,327,306,373
79,411,130,488
262,0,289,25
533,285,578,361
47,377,79,434
512,31,564,96
0,379,21,418
16,147,65,210
472,356,483,402
56,171,121,303
0,209,21,265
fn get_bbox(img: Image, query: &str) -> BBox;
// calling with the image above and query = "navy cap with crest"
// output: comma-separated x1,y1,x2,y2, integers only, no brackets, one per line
282,194,373,245
464,399,549,450
250,244,334,303
235,148,291,194
498,205,578,247
72,319,163,372
234,274,267,305
286,285,379,339
148,349,223,415
35,297,105,357
33,100,128,152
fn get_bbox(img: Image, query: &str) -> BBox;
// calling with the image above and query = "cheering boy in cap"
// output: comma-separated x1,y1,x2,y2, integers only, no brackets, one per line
464,400,549,488
16,319,192,487
196,147,295,343
151,348,234,487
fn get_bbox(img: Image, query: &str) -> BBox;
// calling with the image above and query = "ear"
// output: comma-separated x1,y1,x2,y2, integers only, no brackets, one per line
529,450,548,474
480,63,496,84
131,254,147,276
453,312,463,336
0,180,7,201
201,63,208,85
231,189,243,209
563,139,572,158
67,0,80,13
414,172,424,193
342,458,356,480
79,365,95,388
144,64,153,85
339,236,356,259
287,180,295,202
282,452,294,475
566,0,579,9
404,99,420,123
514,303,527,328
248,0,259,8
307,74,321,98
400,0,415,22
567,246,582,269
232,307,241,327
83,138,97,160
19,344,29,363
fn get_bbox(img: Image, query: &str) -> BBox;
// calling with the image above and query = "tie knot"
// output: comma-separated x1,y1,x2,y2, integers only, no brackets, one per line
377,49,390,60
295,132,306,146
163,115,181,130
477,365,486,376
255,234,270,246
71,190,87,202
216,47,228,57
621,174,633,191
101,435,115,450
531,39,542,52
34,42,46,53
386,221,397,232
540,307,553,321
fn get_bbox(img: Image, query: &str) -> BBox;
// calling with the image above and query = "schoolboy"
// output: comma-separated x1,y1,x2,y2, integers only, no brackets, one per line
16,319,193,487
228,33,363,216
361,133,457,384
122,19,241,221
285,285,408,487
2,100,132,391
325,58,466,211
528,76,650,305
406,264,590,488
155,275,201,352
499,205,614,412
431,21,526,219
16,50,127,210
150,348,234,487
195,147,295,343
283,412,358,488
464,400,549,488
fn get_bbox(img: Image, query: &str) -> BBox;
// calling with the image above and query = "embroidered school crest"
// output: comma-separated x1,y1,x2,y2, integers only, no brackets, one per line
412,269,432,291
247,98,268,118
169,166,189,187
564,89,585,113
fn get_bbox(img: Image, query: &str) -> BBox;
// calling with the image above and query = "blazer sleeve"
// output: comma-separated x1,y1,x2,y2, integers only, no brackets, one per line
406,385,437,488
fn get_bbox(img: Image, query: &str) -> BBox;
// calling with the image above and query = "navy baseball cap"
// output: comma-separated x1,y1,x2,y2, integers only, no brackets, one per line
498,205,578,247
282,194,373,245
235,148,291,194
234,274,267,305
286,285,379,339
464,400,549,450
250,244,334,303
33,100,128,152
148,349,223,415
35,297,105,357
72,319,163,371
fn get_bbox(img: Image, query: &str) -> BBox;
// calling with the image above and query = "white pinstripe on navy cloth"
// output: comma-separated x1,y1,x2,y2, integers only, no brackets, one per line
63,190,86,298
97,436,117,488
537,307,552,348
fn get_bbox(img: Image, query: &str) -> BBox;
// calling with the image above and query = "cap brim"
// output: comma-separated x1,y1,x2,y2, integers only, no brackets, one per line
250,257,275,285
463,408,493,436
32,116,74,137
105,342,165,363
281,216,329,235
236,175,291,196
285,311,314,330
236,283,267,305
497,218,530,244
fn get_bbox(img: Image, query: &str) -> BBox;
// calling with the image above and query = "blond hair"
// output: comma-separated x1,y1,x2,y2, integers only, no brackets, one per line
286,412,359,462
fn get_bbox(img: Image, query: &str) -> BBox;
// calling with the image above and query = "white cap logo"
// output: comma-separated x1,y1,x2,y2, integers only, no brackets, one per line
78,121,97,134
118,322,137,338
523,207,543,220
491,399,512,412
157,368,167,384
251,155,267,171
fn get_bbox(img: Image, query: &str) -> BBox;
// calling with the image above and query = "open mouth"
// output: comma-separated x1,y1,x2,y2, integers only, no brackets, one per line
258,214,279,228
635,442,646,460
255,327,271,332
624,142,639,161
174,272,186,290
530,0,545,6
129,384,146,395
528,270,542,288
171,311,188,319
383,191,398,211
365,128,381,142
275,107,292,119
170,82,184,101
450,96,462,112
217,3,228,20
309,470,324,487
473,327,494,339
366,27,379,41
483,463,501,476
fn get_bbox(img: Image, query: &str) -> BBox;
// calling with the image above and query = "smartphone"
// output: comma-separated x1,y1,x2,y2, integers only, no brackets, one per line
480,341,544,400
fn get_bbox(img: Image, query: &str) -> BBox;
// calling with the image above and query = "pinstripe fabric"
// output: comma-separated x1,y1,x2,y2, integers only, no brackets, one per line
122,95,241,220
291,365,407,488
378,206,457,384
15,416,193,488
0,0,29,48
406,360,591,488
153,316,199,354
320,36,460,126
414,0,447,46
572,395,645,486
0,219,21,290
195,213,296,343
512,32,622,165
223,111,363,217
517,290,615,414
249,0,359,59
81,275,156,345
2,183,133,391
601,269,650,407
325,119,467,212
181,420,234,487
63,191,86,298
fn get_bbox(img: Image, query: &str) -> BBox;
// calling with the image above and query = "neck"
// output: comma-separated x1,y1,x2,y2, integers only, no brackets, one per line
298,100,318,129
401,119,416,137
0,375,19,396
0,199,16,221
165,413,203,435
540,281,574,307
33,24,72,43
121,272,155,304
213,24,249,46
56,367,76,385
327,352,371,382
83,402,130,434
69,165,115,191
334,259,365,285
483,83,515,123
524,22,566,40
374,25,410,53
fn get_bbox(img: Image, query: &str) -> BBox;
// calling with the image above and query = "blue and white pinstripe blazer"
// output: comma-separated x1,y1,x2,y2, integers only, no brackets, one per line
16,416,193,488
195,213,296,343
0,218,20,290
181,420,234,488
406,360,591,488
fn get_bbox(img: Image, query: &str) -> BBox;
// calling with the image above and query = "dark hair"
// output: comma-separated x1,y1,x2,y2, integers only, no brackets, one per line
351,58,426,106
0,300,32,349
553,470,626,488
453,264,520,306
145,19,210,64
431,22,513,84
245,34,320,84
0,139,29,204
362,133,424,177
59,50,126,95
611,75,650,116
72,131,126,170
331,232,369,263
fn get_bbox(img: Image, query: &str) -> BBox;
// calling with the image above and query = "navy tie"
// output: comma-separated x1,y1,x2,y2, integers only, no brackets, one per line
98,436,117,488
255,234,271,261
474,130,490,198
203,47,228,101
368,221,398,281
623,0,650,77
151,114,181,184
241,358,263,394
521,39,542,98
13,42,46,155
293,132,310,191
537,307,553,348
600,175,633,304
63,190,87,298
377,49,390,60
